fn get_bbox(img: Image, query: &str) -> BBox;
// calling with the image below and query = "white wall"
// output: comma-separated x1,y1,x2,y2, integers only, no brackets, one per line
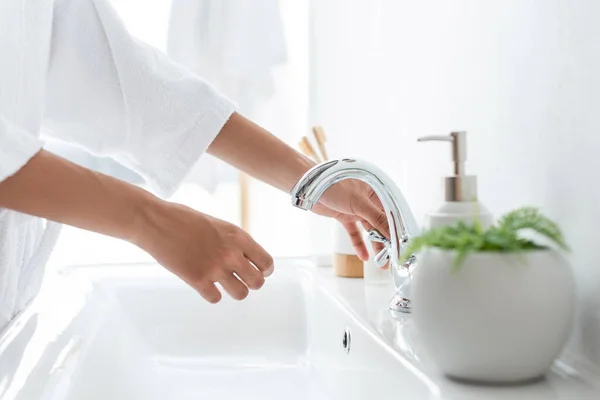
312,0,600,369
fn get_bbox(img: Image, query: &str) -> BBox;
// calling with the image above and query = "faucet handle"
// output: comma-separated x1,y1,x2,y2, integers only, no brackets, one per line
374,248,391,268
368,229,392,268
367,229,390,245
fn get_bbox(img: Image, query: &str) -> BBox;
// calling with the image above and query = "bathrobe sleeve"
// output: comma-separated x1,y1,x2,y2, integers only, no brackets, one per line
0,115,44,183
44,0,236,197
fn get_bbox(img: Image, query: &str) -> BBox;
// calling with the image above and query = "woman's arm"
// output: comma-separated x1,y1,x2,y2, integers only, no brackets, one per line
209,113,389,260
46,0,387,261
0,150,149,242
209,113,314,192
0,150,273,303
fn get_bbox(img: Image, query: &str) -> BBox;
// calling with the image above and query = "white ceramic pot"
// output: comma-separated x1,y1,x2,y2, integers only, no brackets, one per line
412,248,575,383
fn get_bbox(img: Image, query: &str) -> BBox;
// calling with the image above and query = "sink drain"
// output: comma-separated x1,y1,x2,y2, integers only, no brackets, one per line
342,328,351,355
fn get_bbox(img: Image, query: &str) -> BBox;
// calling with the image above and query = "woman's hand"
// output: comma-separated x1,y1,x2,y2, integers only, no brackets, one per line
311,180,389,262
207,113,389,264
0,150,274,304
134,200,274,303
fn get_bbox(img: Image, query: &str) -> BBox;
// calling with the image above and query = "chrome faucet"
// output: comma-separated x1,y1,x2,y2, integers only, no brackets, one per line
290,158,420,314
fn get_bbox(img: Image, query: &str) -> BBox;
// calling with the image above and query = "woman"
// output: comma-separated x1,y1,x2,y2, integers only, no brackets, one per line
0,0,388,331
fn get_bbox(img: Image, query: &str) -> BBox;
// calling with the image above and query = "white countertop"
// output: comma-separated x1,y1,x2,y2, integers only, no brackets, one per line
313,264,600,400
45,234,600,400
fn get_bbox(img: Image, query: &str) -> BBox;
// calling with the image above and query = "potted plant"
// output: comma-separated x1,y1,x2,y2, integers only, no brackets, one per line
406,207,575,383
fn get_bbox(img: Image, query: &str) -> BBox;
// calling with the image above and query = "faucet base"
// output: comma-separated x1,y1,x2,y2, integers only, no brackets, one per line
389,292,412,314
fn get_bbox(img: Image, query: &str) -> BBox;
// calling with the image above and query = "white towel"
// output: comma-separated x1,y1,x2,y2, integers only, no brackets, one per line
167,0,287,191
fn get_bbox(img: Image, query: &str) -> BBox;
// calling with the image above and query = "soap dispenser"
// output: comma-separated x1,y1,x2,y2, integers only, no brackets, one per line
418,131,493,229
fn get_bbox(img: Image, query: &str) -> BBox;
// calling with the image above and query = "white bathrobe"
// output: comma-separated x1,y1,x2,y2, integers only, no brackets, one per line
0,0,235,330
167,0,286,192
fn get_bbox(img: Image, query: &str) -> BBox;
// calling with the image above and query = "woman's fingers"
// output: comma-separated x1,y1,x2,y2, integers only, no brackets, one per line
210,234,272,302
195,280,222,304
235,257,266,290
198,257,266,304
218,273,250,301
240,231,275,277
342,221,369,261
352,197,390,239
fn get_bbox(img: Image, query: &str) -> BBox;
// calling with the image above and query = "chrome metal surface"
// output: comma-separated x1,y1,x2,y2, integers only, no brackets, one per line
374,247,391,268
290,159,421,314
403,254,418,270
342,328,351,354
443,175,478,202
418,131,477,202
390,291,412,315
418,131,467,176
369,229,392,268
367,229,390,245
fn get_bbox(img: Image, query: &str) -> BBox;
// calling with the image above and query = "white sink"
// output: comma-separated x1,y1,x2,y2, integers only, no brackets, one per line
0,260,432,400
0,259,599,399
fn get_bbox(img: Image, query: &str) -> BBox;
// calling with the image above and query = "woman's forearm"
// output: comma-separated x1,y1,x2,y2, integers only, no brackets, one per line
0,150,155,242
0,111,312,240
208,113,314,192
0,149,276,304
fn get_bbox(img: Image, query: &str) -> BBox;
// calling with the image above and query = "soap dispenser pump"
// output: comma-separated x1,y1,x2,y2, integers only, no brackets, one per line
418,131,493,229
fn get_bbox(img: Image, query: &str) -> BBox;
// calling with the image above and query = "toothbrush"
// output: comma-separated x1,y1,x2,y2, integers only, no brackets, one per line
312,125,329,161
298,136,322,163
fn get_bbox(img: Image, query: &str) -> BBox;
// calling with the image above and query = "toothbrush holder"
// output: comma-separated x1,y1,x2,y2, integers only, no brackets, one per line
332,222,363,278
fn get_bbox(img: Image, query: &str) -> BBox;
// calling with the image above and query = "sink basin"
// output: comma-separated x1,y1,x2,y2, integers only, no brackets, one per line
0,260,432,400
1,259,599,399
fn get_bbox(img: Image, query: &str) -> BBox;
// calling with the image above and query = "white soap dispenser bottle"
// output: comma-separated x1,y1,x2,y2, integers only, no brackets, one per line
418,131,493,229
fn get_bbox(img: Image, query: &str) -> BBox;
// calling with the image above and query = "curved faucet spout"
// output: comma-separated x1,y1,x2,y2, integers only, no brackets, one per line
290,158,421,313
